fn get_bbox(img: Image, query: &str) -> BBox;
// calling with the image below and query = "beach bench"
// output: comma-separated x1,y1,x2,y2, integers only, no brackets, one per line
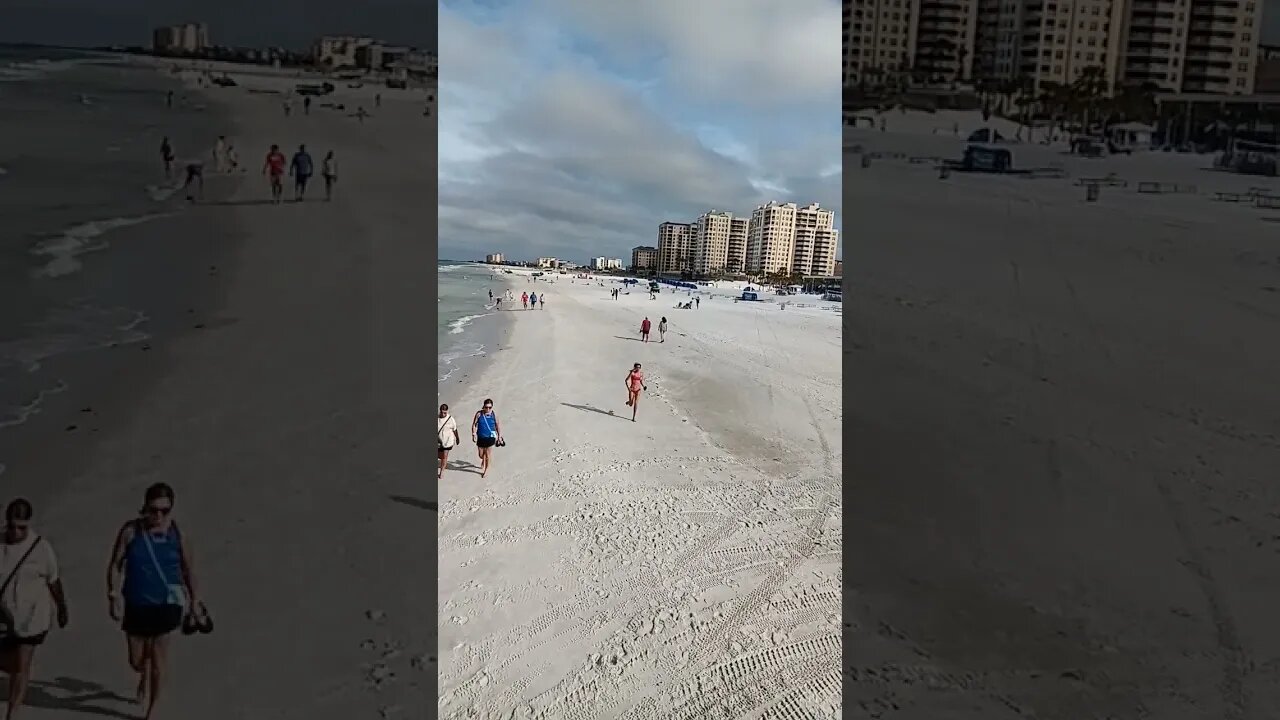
1214,191,1245,202
1256,194,1280,209
1076,176,1126,187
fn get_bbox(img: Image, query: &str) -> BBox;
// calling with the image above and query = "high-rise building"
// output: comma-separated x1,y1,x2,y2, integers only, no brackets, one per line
484,253,504,264
747,202,799,276
727,217,750,274
852,0,1262,95
692,211,735,276
844,0,978,87
791,203,840,277
631,246,658,271
152,22,209,53
746,202,839,277
656,222,693,274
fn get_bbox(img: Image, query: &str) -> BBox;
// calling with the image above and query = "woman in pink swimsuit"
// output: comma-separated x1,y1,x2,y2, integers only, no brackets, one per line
624,363,646,422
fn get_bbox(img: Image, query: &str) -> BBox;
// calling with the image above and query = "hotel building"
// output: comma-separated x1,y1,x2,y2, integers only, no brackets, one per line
656,222,694,274
631,246,659,271
692,211,734,276
152,23,209,54
847,0,1263,93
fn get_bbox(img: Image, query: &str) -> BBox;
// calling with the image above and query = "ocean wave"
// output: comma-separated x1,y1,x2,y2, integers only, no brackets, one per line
30,214,168,278
448,313,487,335
0,305,151,374
439,343,487,382
0,380,68,429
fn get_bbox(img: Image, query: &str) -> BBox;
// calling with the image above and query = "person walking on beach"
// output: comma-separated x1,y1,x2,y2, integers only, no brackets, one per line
640,317,651,343
107,483,209,720
321,151,337,202
488,289,493,302
303,96,312,115
658,317,667,343
521,292,529,310
263,144,287,204
213,136,227,173
290,145,314,202
438,404,460,480
695,297,700,309
471,399,503,478
182,162,204,203
529,291,538,309
624,363,647,422
226,144,240,173
160,138,175,178
1,499,69,720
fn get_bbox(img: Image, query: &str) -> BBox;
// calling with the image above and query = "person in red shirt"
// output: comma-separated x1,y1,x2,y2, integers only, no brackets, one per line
640,317,651,343
262,144,287,204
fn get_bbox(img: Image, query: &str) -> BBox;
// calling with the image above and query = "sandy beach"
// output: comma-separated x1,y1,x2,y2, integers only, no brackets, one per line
847,115,1280,718
436,271,843,717
3,58,433,719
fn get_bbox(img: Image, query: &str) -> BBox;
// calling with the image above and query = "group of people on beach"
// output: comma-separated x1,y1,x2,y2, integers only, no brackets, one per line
160,137,339,204
437,400,504,479
1,484,210,720
261,144,338,203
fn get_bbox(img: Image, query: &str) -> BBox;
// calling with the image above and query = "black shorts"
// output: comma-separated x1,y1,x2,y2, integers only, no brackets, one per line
296,174,311,187
477,436,497,449
123,604,184,638
0,632,47,649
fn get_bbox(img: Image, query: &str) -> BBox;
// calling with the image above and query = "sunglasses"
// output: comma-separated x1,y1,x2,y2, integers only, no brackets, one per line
145,505,173,516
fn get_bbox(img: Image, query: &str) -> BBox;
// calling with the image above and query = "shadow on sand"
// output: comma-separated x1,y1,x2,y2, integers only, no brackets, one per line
445,460,484,475
203,198,278,207
612,336,644,342
20,676,136,719
389,495,437,512
561,402,627,419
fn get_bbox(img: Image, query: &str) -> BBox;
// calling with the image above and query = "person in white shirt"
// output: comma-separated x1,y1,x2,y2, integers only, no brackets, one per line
437,404,460,479
321,151,338,202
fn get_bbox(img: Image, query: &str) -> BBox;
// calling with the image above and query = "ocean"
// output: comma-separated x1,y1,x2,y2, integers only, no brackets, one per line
438,260,510,393
0,45,238,481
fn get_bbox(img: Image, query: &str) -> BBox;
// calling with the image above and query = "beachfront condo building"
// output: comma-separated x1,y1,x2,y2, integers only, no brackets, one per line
485,253,505,264
727,217,750,274
152,23,209,54
692,211,736,276
631,246,659,271
747,202,799,276
792,204,841,277
656,222,694,274
746,202,840,277
847,0,1263,94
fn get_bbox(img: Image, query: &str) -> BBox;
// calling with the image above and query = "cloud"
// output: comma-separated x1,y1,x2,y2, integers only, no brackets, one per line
438,0,841,263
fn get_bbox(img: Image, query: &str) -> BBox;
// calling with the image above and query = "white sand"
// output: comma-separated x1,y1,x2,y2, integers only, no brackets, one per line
11,62,433,719
847,120,1280,717
437,270,843,717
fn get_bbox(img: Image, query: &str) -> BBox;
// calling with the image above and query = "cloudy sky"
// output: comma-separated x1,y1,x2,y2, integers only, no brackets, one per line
437,0,842,263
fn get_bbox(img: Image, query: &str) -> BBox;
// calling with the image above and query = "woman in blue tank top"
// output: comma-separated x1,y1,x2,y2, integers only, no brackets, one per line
106,483,209,715
471,398,503,478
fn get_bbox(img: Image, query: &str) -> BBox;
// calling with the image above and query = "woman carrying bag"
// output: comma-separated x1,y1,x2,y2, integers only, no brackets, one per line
106,483,211,719
1,498,68,720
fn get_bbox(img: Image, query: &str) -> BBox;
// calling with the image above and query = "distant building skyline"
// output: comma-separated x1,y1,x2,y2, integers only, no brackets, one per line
0,1,434,52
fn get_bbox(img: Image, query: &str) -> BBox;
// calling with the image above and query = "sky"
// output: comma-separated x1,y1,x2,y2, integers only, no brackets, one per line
0,0,435,51
437,0,842,264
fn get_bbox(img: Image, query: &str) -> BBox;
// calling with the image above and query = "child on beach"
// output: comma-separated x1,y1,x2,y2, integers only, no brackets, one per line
438,404,459,479
624,363,647,422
